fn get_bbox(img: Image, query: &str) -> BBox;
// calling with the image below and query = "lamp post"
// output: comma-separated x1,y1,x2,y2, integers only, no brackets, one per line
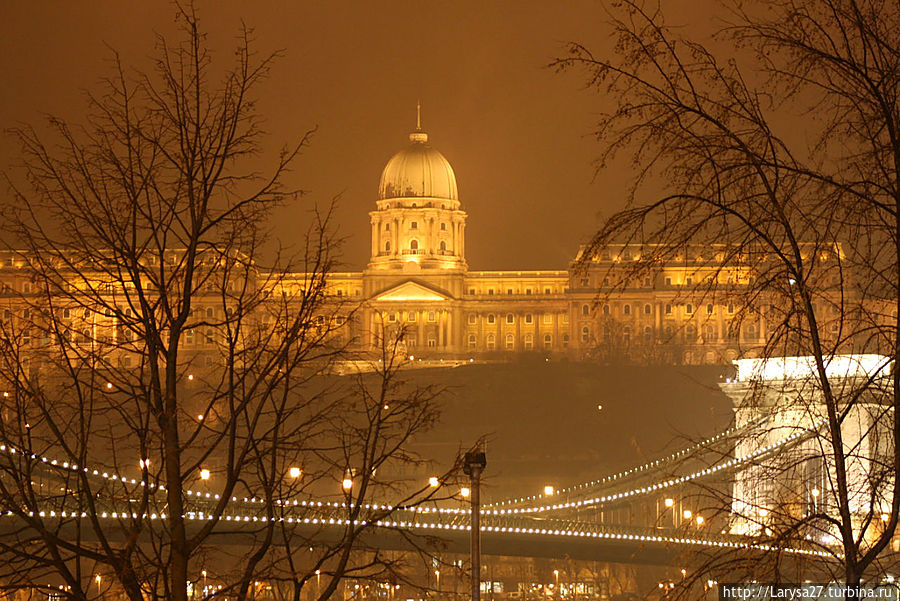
463,450,487,601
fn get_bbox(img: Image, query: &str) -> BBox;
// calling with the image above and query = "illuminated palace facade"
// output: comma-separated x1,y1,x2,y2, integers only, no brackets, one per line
321,125,780,365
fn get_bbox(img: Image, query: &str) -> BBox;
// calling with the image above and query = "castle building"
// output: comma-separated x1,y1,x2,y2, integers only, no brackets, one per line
0,119,850,366
318,121,792,365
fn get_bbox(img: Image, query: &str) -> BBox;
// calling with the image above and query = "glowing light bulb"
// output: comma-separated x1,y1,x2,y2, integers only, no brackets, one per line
428,476,439,487
200,469,210,480
289,467,302,479
460,487,471,498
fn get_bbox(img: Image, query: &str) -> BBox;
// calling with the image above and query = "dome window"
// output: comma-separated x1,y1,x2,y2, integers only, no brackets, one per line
411,203,417,208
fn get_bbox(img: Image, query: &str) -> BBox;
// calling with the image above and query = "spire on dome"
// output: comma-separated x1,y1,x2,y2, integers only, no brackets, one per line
410,101,428,143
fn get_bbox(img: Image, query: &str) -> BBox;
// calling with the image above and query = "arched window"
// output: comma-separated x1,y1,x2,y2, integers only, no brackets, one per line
506,313,514,324
665,304,672,315
206,307,214,318
440,241,447,252
705,324,717,342
385,240,391,252
602,304,610,316
706,303,714,315
644,304,652,315
505,333,514,349
562,333,569,348
623,326,632,344
581,326,590,342
467,334,477,349
440,222,447,231
410,221,418,229
644,326,653,340
487,314,496,324
543,334,552,348
582,304,590,317
486,334,496,350
524,333,534,349
623,304,631,316
410,239,418,250
384,223,390,231
686,303,694,315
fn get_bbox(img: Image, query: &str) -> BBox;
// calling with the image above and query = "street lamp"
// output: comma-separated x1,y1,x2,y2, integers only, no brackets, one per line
429,476,440,487
202,570,207,596
682,509,692,520
463,450,487,601
289,466,302,479
95,575,102,596
543,485,555,496
435,569,441,595
460,487,471,498
553,570,559,601
200,468,210,481
664,498,674,508
342,477,353,490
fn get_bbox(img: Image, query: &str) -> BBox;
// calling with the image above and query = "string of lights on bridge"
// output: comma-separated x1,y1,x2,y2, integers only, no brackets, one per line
486,414,775,508
0,417,826,521
6,504,836,561
483,421,826,515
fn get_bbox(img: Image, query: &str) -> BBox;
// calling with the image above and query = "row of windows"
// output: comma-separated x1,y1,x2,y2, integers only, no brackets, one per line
467,313,566,325
466,286,562,296
581,302,738,317
577,274,755,288
384,240,450,252
384,221,449,232
579,323,765,343
466,332,569,350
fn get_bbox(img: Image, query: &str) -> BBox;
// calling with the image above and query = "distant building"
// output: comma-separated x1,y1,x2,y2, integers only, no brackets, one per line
307,123,846,365
0,122,850,366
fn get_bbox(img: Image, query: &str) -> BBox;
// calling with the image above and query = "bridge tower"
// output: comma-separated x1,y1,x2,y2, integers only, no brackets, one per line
720,355,892,538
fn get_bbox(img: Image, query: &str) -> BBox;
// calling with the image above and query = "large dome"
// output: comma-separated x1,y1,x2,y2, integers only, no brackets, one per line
377,131,458,201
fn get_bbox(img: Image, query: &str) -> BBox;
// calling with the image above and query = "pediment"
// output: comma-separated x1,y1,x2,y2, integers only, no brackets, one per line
373,280,450,302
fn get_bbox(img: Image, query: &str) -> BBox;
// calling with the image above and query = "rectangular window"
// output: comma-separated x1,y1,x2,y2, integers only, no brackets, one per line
544,287,551,294
408,312,417,323
525,314,533,324
428,311,436,322
542,313,553,325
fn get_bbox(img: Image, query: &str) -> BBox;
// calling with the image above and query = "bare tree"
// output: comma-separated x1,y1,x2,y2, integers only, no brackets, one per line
0,6,459,601
554,0,900,592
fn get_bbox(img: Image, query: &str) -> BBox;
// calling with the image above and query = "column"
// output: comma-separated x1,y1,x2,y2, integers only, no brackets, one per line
446,310,453,350
438,311,445,347
371,220,378,257
417,310,424,347
459,222,466,258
